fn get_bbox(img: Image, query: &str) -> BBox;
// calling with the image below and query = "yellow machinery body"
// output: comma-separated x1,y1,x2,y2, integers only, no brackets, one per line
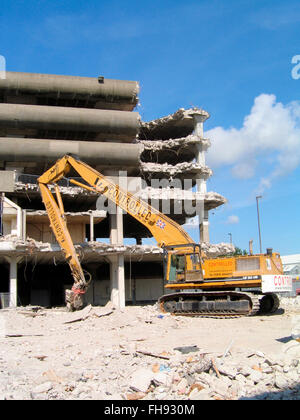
38,155,292,316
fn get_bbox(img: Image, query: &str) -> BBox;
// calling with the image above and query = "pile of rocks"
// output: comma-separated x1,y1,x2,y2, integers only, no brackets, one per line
10,341,299,401
281,297,300,309
124,345,300,401
1,302,300,400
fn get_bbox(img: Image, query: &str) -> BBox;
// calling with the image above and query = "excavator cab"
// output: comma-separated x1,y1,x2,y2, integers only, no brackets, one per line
164,244,203,284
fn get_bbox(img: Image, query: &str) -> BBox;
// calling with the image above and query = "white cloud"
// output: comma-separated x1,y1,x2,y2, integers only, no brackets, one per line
231,161,256,180
206,94,300,193
226,215,239,225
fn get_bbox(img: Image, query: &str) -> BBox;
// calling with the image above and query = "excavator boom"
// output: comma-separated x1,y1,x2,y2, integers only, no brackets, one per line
38,155,292,315
38,155,199,310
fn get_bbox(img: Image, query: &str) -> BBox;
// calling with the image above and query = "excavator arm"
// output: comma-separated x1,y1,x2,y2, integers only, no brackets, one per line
38,155,198,311
38,155,285,317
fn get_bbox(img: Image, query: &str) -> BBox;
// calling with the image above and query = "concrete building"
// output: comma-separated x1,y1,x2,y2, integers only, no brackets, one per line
0,71,229,309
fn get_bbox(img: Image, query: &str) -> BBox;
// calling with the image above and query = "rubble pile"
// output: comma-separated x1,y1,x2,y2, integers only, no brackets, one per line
125,346,300,401
138,135,211,151
201,242,235,257
0,302,299,400
281,297,300,309
140,161,212,178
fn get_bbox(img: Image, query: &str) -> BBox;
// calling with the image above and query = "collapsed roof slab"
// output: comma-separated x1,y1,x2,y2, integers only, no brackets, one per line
0,237,164,265
203,191,227,210
140,108,210,140
0,103,140,142
139,135,211,165
0,72,139,111
0,238,234,265
140,161,213,182
0,137,143,174
139,135,211,151
140,188,226,211
10,182,99,212
11,180,225,219
26,210,106,225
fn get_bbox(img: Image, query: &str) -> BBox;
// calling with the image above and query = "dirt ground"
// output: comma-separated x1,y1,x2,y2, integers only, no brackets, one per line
0,297,300,401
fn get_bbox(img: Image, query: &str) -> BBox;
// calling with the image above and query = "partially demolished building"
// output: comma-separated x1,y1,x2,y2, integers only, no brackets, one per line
0,72,228,309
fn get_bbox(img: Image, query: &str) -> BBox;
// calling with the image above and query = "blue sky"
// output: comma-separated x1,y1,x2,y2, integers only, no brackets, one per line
0,0,299,255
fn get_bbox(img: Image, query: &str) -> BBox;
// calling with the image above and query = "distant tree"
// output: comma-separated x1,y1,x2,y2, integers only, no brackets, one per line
234,247,248,256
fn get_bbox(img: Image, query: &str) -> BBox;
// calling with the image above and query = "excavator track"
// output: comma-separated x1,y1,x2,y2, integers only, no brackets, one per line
158,291,278,318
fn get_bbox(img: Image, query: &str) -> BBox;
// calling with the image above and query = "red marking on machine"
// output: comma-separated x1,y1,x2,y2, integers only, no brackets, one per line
262,275,293,293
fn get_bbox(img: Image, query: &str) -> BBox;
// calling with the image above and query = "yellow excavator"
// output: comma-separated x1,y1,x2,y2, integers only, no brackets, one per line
38,155,292,316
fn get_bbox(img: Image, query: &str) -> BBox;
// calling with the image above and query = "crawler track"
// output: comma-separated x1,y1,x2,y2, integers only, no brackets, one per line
159,291,279,318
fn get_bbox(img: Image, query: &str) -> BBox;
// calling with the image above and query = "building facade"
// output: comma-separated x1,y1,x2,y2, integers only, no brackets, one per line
0,72,228,309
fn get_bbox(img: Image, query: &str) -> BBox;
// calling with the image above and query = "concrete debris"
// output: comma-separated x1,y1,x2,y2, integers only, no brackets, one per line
64,303,116,324
16,179,226,211
0,302,299,400
201,242,235,257
139,108,211,142
204,191,227,209
26,210,106,218
14,181,95,198
64,305,94,324
86,242,163,257
281,297,300,309
141,108,210,134
0,234,236,260
0,235,159,255
138,135,211,151
140,161,213,178
173,345,200,354
139,187,226,205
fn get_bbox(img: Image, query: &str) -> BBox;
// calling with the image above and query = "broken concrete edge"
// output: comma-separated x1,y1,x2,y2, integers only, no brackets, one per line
26,210,106,217
137,135,211,151
14,181,97,198
0,235,235,258
140,161,213,177
141,107,210,130
14,181,225,208
63,301,116,323
140,188,226,205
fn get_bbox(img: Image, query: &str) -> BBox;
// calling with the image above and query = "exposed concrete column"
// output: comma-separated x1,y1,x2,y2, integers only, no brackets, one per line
8,256,19,307
89,212,94,242
109,196,125,309
109,207,124,245
109,254,125,311
200,210,210,244
193,114,209,243
22,209,26,241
